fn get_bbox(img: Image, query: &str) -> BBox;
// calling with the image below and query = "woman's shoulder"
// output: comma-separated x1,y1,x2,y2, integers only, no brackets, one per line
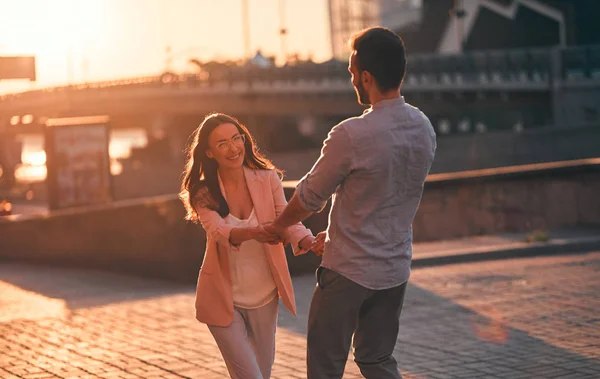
193,184,209,198
192,184,218,209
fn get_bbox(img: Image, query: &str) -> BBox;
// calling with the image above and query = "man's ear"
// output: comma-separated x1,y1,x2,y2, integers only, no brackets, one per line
362,70,372,88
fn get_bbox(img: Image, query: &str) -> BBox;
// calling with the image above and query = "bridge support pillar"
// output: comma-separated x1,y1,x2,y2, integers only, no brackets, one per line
297,116,318,138
148,116,197,165
551,47,563,126
167,125,193,164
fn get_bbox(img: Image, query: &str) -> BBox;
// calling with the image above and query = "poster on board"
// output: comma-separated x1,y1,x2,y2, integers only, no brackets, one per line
45,116,113,210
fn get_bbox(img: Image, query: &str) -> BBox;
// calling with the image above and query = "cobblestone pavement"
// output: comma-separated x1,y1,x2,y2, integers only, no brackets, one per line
1,252,599,378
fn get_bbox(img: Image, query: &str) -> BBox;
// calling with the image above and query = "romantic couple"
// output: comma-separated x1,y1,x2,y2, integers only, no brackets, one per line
179,27,437,379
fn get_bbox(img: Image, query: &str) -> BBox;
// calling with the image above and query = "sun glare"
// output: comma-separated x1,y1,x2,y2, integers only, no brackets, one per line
2,0,106,84
21,151,46,166
1,0,331,91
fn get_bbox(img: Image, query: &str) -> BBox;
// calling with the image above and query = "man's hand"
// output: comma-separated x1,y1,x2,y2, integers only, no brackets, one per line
311,231,326,256
252,225,282,245
263,221,286,240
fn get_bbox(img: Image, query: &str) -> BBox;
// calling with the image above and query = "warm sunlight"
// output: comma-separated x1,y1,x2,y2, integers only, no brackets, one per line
21,151,46,166
0,0,331,92
1,0,107,85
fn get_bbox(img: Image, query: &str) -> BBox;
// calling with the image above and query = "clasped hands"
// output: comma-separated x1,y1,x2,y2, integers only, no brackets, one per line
251,223,284,245
257,222,326,256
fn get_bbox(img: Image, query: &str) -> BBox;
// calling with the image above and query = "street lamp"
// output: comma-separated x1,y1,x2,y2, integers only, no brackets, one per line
279,0,288,64
449,0,467,51
242,0,251,59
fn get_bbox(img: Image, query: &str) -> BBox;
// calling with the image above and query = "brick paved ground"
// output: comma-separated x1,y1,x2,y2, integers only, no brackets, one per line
1,252,599,378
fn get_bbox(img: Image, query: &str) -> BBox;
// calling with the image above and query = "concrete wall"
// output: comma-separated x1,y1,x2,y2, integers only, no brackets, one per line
0,195,204,281
554,86,600,127
289,159,600,242
1,159,599,282
412,161,600,240
0,194,322,282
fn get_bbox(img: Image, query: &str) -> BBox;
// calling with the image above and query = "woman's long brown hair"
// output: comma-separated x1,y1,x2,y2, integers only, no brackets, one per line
179,113,282,220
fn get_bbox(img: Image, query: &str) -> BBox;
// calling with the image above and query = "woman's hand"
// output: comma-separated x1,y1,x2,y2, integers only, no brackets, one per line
298,235,316,251
251,225,282,245
311,231,326,256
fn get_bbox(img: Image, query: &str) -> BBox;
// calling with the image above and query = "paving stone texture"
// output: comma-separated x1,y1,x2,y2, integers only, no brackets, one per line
1,252,599,378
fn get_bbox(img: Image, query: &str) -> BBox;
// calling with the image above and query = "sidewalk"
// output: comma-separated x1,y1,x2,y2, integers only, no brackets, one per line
2,251,599,378
412,226,600,266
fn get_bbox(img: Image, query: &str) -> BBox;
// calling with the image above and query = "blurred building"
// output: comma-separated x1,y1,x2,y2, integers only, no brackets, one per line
328,0,423,61
328,0,378,61
399,0,600,54
378,0,423,33
328,0,600,58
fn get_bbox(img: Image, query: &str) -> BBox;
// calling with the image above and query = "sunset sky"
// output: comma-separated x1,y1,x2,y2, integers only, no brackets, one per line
0,0,332,93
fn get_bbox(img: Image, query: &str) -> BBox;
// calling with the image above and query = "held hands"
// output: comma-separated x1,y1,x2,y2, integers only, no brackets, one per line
293,231,327,256
311,231,326,256
262,222,327,256
252,225,282,245
298,235,316,251
263,221,286,241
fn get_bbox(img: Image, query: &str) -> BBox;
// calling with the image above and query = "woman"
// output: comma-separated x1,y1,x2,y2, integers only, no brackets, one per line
180,113,315,379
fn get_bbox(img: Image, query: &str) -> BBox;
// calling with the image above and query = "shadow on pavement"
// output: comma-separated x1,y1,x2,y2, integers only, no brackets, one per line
278,273,600,378
0,262,194,310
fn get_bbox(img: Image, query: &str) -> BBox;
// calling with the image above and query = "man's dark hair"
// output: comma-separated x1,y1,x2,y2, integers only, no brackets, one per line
349,27,407,92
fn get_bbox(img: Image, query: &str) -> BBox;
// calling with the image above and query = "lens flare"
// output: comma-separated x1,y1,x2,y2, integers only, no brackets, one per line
471,307,509,344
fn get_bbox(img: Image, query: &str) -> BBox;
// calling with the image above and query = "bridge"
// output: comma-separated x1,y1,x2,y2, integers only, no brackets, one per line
1,44,599,202
1,45,599,134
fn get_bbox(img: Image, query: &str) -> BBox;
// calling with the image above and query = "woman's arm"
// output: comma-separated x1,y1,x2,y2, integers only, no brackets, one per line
194,202,237,247
230,225,281,246
194,187,281,249
194,190,279,248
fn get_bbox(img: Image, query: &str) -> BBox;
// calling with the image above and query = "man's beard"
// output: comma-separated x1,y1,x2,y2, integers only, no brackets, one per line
355,80,370,105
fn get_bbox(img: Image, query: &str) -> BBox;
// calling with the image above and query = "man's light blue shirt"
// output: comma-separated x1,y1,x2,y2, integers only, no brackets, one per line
297,97,436,289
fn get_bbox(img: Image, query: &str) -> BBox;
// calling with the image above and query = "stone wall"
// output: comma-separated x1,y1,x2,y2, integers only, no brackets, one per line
0,195,321,282
0,195,204,282
1,159,599,282
412,161,600,241
289,158,600,242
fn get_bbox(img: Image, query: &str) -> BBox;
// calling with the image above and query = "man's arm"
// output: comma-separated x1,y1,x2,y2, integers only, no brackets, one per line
267,123,354,234
273,192,314,228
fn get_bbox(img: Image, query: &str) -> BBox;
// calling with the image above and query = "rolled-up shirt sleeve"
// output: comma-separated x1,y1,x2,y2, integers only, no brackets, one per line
193,189,240,252
269,170,313,255
296,123,353,212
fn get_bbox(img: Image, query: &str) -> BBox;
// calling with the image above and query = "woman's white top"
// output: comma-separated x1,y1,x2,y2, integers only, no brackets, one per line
225,208,278,309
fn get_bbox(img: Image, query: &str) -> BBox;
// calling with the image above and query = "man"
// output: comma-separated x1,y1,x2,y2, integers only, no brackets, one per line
266,27,436,378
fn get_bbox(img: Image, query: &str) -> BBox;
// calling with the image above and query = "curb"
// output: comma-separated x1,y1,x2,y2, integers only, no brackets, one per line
412,236,600,267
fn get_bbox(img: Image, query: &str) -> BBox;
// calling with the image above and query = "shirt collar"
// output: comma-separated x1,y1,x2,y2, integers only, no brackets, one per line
371,96,405,110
